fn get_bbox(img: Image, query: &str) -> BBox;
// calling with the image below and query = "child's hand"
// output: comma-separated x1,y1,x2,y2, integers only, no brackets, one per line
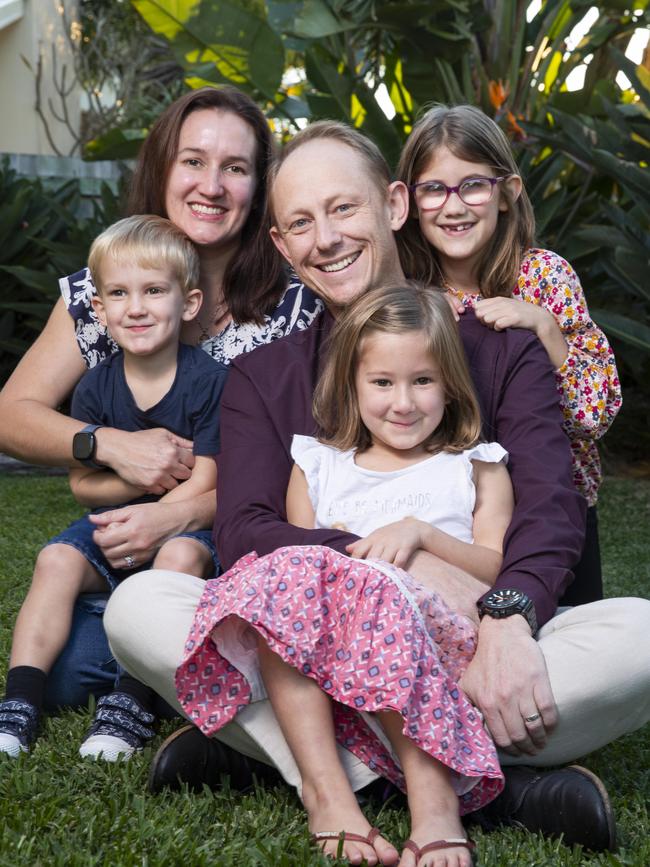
474,296,553,335
346,518,427,568
444,291,465,321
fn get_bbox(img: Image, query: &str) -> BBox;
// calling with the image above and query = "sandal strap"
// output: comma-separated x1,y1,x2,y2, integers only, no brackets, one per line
403,838,475,859
312,827,382,846
366,827,381,845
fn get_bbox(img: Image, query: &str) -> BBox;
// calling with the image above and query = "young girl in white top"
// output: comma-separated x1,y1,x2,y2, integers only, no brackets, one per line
176,283,513,867
396,104,621,605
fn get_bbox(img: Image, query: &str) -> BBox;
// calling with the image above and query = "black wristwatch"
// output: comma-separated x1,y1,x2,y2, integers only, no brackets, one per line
72,424,104,469
478,588,537,634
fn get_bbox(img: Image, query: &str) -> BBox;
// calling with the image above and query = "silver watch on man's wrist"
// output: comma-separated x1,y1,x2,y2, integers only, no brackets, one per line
477,588,538,634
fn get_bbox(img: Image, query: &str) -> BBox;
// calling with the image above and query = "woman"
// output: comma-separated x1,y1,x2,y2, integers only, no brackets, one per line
0,86,321,709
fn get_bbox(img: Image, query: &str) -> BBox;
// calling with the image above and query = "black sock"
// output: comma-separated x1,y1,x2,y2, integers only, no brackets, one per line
115,675,156,714
5,666,47,710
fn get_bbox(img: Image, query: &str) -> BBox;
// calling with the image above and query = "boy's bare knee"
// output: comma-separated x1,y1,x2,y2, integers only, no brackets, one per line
32,544,91,592
34,543,84,575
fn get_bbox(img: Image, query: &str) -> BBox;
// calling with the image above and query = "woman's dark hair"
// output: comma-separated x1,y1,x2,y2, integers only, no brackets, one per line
127,86,285,323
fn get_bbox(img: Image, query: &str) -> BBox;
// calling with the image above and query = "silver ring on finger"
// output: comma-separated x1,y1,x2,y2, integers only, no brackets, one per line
124,554,136,569
524,712,541,725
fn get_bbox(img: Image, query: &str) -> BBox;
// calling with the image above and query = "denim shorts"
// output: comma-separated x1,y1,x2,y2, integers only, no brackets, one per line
45,512,219,591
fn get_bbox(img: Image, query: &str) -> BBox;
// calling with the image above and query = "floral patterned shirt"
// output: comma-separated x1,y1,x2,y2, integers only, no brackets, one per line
447,249,622,505
59,268,324,368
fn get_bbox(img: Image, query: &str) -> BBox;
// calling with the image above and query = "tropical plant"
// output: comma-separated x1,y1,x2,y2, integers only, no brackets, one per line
0,161,122,385
23,0,185,157
521,92,650,381
107,1,648,375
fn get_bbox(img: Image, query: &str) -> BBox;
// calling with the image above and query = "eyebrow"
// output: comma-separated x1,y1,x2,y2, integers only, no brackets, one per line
280,193,361,222
177,146,253,166
362,367,439,376
418,173,493,183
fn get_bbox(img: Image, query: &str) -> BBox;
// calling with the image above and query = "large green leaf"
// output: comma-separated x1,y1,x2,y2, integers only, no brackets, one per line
590,309,650,352
292,0,351,38
131,0,200,39
601,258,650,304
590,147,650,201
0,301,54,317
0,266,61,296
304,43,402,163
85,128,148,161
133,0,286,100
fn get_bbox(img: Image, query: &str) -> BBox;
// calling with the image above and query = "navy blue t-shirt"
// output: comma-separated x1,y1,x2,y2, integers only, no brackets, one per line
71,342,227,455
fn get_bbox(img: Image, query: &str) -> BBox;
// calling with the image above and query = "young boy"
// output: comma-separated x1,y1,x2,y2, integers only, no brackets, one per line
0,215,226,761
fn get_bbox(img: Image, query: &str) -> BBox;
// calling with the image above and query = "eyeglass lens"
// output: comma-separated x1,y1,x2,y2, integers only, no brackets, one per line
415,177,496,208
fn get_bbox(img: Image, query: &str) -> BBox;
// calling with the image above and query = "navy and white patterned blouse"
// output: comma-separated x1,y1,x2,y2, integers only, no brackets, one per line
59,267,324,368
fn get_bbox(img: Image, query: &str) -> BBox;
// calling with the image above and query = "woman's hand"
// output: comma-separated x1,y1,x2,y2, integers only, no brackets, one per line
89,492,215,569
89,501,188,568
345,518,427,568
94,428,195,494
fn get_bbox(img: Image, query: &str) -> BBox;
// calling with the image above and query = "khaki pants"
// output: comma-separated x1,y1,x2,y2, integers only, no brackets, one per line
105,571,650,792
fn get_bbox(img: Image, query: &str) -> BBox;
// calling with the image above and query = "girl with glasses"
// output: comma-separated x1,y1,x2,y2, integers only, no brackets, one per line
396,104,621,606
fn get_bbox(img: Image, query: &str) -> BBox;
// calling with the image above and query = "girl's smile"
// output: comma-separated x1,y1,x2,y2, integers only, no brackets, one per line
355,330,447,463
414,146,520,290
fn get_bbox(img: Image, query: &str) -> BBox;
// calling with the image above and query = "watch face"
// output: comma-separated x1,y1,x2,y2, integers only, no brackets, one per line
73,431,95,461
487,588,523,609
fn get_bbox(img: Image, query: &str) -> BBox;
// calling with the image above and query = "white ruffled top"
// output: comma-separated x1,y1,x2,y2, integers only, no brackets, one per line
290,435,508,544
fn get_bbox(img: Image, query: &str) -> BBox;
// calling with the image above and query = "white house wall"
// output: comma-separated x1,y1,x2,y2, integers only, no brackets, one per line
0,0,81,156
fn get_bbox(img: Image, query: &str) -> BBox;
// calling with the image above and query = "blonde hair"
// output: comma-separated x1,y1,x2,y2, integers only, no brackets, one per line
396,105,535,297
314,282,482,454
88,215,200,295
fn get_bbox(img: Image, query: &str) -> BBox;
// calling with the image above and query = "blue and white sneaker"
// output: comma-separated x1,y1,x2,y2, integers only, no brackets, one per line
0,698,40,757
79,692,156,762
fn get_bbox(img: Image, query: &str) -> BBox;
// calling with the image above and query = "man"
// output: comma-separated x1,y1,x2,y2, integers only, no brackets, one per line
105,122,650,853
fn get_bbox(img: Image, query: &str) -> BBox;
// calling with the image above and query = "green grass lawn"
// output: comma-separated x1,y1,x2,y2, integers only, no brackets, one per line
0,474,648,866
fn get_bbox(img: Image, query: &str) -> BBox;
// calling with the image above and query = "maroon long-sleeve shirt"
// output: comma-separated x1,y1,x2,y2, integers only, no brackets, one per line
215,310,586,628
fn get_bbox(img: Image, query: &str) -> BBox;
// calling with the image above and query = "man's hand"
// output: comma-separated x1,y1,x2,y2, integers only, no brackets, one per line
89,501,185,568
346,518,427,568
94,428,195,494
459,614,558,756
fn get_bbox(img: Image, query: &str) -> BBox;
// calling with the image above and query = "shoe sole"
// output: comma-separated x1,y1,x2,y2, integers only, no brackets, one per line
0,739,28,758
568,765,617,852
79,734,138,762
147,723,196,794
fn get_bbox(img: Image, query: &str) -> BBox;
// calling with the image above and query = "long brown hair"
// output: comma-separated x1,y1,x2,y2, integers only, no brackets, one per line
314,282,482,454
396,105,535,297
127,86,285,323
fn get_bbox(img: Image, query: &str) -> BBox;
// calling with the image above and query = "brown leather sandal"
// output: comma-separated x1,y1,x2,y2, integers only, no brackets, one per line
403,837,475,864
312,827,383,859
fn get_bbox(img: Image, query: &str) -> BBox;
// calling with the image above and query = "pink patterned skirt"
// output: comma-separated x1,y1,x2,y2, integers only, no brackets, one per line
175,545,503,813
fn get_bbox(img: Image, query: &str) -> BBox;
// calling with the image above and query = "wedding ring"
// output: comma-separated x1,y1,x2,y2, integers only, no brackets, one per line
524,712,541,724
123,554,135,569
